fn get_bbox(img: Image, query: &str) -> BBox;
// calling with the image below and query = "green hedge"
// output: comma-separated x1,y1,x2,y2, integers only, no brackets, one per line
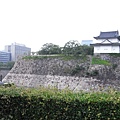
0,87,120,119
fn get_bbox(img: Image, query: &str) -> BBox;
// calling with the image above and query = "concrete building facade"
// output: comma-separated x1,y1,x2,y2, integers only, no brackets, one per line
5,43,31,61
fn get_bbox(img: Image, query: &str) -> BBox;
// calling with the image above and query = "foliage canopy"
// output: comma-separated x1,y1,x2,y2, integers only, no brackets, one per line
37,40,93,56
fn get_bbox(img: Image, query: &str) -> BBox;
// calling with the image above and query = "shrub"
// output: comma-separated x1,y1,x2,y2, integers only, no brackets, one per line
109,53,120,57
112,64,118,69
86,70,99,77
71,65,85,76
0,87,120,119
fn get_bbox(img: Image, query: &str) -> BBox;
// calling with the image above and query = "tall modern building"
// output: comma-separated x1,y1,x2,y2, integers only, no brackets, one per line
5,45,11,52
0,51,11,63
5,43,31,61
81,40,93,46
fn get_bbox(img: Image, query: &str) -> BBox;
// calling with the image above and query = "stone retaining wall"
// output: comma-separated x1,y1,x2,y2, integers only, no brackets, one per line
3,73,112,92
2,56,120,91
9,57,90,76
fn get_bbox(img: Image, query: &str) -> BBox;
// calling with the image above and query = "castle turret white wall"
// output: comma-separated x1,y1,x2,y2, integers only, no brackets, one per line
94,46,120,53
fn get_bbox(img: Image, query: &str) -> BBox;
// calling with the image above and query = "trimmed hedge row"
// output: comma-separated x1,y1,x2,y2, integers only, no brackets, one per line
0,87,120,120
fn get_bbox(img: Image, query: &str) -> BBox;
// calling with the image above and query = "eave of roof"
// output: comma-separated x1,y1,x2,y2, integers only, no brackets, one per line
90,43,120,46
94,37,119,40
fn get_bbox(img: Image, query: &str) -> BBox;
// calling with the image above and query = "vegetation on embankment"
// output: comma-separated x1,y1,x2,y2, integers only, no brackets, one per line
0,86,120,119
109,53,120,57
92,57,111,65
0,61,15,70
22,54,87,61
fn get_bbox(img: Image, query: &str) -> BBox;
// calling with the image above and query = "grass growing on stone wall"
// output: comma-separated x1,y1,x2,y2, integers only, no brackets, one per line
63,55,88,61
22,55,62,60
22,55,87,61
92,57,111,65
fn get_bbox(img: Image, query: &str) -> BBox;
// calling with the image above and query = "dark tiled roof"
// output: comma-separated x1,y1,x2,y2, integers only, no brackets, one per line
94,31,119,39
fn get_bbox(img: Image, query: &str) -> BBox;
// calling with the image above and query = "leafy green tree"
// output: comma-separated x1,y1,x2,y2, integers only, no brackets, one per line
80,45,93,55
31,52,36,55
0,61,15,69
63,40,80,56
6,61,15,69
38,43,62,55
0,62,3,67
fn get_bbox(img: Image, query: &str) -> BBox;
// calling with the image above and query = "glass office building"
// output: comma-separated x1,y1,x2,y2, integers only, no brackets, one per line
5,43,31,61
0,51,11,63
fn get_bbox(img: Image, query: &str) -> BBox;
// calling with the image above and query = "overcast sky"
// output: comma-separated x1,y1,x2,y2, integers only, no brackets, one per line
0,0,120,51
